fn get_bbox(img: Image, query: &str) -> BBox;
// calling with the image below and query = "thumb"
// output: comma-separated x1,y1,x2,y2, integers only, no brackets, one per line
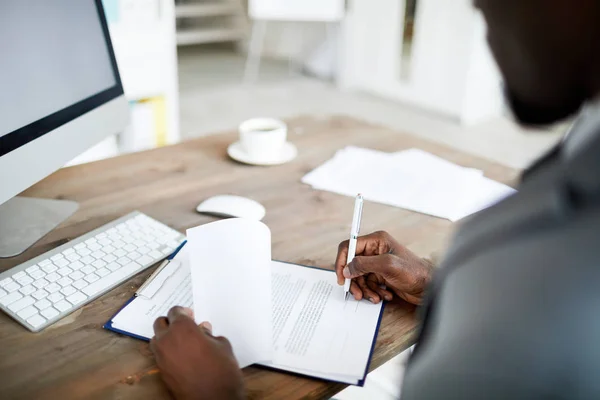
343,255,392,278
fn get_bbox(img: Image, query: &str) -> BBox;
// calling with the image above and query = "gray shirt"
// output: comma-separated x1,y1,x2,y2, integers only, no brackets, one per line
402,107,600,399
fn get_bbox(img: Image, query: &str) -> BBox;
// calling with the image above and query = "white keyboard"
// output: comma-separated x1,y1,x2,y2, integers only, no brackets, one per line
0,212,185,332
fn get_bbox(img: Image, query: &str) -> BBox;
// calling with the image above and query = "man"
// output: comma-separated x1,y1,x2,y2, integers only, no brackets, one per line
150,0,600,398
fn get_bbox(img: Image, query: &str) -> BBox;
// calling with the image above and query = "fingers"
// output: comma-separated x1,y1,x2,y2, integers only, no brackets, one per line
350,280,363,300
167,306,194,325
199,321,213,335
336,231,396,285
356,276,380,304
345,254,394,279
366,275,393,301
153,316,169,338
335,240,350,285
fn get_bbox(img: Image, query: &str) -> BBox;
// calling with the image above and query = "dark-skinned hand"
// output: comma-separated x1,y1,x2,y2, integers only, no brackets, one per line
335,231,434,305
150,306,245,400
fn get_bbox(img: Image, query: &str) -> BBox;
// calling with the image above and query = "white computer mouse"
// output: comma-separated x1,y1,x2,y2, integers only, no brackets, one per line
196,195,266,221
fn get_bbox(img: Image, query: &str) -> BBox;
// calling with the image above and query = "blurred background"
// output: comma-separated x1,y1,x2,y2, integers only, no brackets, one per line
75,1,565,396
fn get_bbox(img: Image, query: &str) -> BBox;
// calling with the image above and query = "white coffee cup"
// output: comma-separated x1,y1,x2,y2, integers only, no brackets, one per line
239,118,287,161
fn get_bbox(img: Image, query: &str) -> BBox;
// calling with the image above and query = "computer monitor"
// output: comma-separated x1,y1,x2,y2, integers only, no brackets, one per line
0,0,129,257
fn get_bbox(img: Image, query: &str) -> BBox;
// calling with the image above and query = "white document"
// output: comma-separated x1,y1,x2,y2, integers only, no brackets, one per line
109,249,193,339
262,261,383,385
187,219,273,368
302,146,516,221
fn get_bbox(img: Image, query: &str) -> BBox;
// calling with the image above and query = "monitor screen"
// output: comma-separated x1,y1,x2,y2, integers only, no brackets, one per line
0,0,122,156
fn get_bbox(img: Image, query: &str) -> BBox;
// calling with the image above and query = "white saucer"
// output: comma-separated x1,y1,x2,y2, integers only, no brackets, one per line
227,141,298,166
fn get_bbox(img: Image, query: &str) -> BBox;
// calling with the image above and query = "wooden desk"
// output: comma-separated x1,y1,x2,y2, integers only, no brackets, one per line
0,116,518,399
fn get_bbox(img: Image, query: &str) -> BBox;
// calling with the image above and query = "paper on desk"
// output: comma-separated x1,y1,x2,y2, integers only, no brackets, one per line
110,250,193,339
187,219,273,368
302,146,515,221
263,261,382,382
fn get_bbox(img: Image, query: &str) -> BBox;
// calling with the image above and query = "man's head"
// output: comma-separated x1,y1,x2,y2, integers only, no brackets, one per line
474,0,600,125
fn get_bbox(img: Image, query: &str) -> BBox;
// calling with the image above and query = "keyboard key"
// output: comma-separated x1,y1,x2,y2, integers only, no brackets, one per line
117,256,131,266
32,289,49,300
127,251,142,261
103,254,117,263
72,279,88,290
61,285,76,296
92,259,107,268
81,256,95,265
34,298,51,310
98,238,111,246
91,250,106,259
103,245,116,254
57,277,73,287
88,243,102,251
123,243,136,252
5,281,21,293
7,296,35,312
33,278,49,289
74,243,86,250
162,248,174,255
54,300,72,312
41,263,58,273
149,250,163,259
46,272,60,283
45,283,61,294
13,271,26,280
133,239,146,247
66,253,81,262
18,306,38,320
69,270,84,280
77,248,92,257
96,267,110,277
85,238,97,245
97,232,108,239
47,292,64,303
83,261,142,297
107,262,121,272
84,274,100,283
113,249,127,257
57,267,73,277
41,307,59,320
123,236,136,244
66,292,87,306
0,288,6,299
81,265,95,275
0,277,13,287
19,285,36,295
0,291,23,306
138,246,151,254
16,276,33,286
26,265,40,273
70,261,84,270
112,240,126,249
50,254,64,261
54,258,69,268
27,314,46,328
38,259,52,267
107,228,118,235
63,248,75,256
137,255,154,266
148,242,161,249
29,269,45,280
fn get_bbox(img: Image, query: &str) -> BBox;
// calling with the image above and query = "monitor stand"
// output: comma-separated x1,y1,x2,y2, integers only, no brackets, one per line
0,197,78,258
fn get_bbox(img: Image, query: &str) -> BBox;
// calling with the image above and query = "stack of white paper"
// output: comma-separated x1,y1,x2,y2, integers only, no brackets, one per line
302,147,516,221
